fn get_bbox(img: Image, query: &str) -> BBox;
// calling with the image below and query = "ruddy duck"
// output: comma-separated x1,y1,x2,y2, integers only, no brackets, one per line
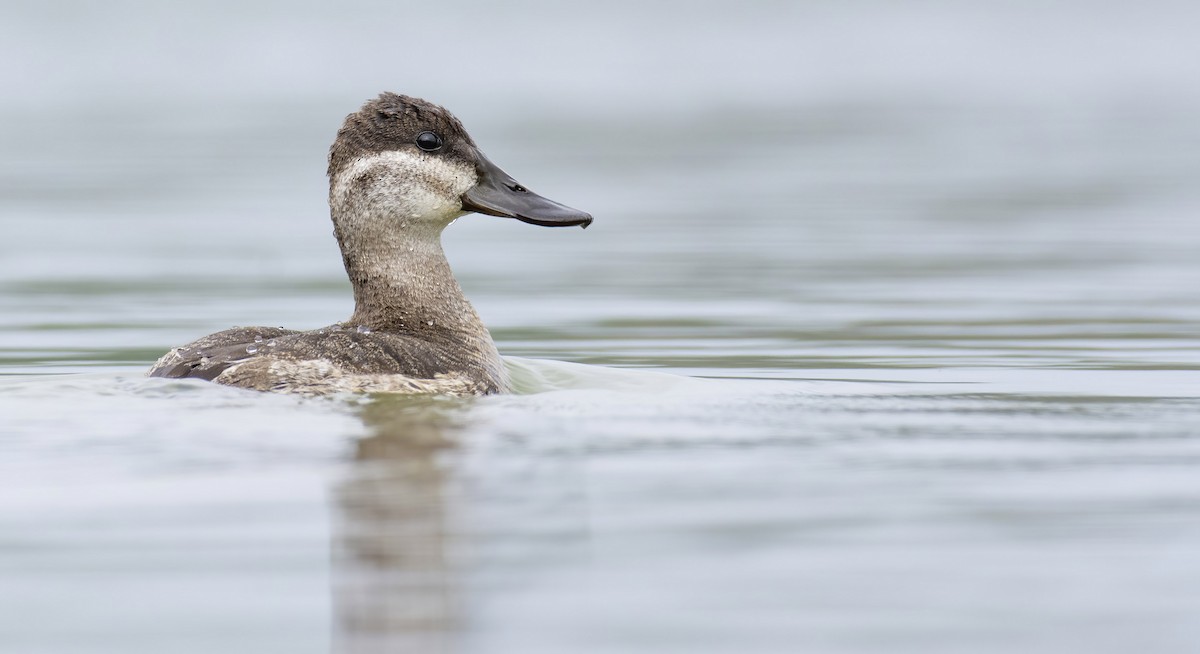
147,93,591,394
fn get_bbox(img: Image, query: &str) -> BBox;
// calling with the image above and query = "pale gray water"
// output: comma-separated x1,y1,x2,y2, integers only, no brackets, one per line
3,2,1200,653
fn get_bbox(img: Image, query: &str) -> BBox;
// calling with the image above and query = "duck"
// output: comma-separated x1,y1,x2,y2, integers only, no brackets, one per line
147,93,592,395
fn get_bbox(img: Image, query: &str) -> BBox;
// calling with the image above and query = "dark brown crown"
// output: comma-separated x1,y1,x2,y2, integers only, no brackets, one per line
327,93,477,180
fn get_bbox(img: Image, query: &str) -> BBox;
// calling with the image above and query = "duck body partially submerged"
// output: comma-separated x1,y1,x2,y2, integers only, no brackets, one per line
147,93,591,395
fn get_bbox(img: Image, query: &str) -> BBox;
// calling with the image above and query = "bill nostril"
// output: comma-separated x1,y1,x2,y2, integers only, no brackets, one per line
508,183,528,193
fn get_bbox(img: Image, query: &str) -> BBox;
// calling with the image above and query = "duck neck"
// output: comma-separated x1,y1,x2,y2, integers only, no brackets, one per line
333,208,496,355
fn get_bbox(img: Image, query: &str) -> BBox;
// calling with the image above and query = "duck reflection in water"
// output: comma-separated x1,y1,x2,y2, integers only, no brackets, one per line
333,397,467,653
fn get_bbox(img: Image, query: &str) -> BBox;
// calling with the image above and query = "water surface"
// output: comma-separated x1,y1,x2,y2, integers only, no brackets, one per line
3,2,1200,653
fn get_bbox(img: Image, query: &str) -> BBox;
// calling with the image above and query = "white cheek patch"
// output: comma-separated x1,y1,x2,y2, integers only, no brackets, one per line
331,150,478,219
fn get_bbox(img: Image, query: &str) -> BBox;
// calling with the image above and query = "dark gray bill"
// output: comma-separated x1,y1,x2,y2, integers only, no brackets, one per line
460,150,593,228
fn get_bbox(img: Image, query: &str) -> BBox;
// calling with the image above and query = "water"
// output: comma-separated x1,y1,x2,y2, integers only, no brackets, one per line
4,2,1200,653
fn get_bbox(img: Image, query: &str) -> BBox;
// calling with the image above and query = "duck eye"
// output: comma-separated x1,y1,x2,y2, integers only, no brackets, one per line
415,131,444,152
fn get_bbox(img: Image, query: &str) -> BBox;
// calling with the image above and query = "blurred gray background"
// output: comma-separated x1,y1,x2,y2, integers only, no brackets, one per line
4,2,1200,654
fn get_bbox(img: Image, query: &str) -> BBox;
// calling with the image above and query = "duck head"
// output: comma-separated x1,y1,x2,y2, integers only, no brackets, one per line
327,93,592,232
